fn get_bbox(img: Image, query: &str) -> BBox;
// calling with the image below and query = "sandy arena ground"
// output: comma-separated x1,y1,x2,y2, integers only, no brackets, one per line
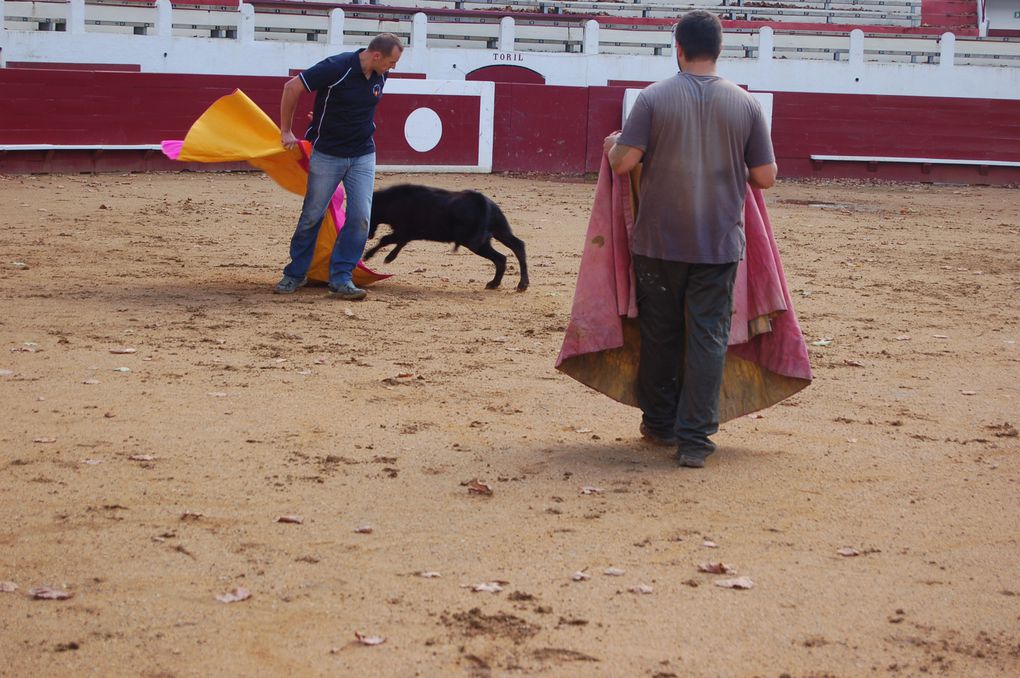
1,170,1018,677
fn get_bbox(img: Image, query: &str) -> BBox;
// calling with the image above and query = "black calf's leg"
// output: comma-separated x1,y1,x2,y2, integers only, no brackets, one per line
466,241,507,289
490,212,529,292
494,233,528,291
363,233,400,260
383,242,406,263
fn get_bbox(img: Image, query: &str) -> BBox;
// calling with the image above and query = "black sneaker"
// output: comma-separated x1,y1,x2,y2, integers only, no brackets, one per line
274,275,307,294
639,422,679,447
678,447,714,469
678,454,707,469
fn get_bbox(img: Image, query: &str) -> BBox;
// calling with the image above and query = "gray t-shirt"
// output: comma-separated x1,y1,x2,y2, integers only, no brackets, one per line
618,73,775,264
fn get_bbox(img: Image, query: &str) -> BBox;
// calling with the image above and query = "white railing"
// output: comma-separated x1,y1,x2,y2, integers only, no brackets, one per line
2,2,1019,99
3,0,1014,62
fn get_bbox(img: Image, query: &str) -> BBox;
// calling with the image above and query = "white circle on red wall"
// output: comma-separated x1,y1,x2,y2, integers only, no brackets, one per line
404,107,443,153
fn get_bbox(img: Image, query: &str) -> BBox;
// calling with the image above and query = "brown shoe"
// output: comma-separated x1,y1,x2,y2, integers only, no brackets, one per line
640,422,678,447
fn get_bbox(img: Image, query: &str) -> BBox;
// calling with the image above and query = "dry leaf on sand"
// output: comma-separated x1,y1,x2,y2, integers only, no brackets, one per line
28,586,73,600
354,632,385,646
463,479,493,496
698,562,736,574
715,577,754,590
216,587,251,603
463,582,503,593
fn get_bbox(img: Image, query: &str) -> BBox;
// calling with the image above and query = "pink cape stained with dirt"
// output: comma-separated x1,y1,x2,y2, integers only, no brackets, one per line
556,155,812,419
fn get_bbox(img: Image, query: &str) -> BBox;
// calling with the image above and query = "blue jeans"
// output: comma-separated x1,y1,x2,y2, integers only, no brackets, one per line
632,254,739,456
283,150,376,287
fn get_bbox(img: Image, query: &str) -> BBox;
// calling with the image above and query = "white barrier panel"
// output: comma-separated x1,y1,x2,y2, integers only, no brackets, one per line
380,78,495,173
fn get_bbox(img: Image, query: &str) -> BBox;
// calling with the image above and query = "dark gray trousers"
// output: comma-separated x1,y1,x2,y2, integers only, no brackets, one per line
632,254,739,457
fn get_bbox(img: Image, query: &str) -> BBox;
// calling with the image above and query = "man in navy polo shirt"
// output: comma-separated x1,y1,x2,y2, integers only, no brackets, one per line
275,33,404,300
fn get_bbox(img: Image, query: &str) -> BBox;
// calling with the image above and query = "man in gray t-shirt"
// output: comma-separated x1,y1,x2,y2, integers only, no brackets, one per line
603,10,778,468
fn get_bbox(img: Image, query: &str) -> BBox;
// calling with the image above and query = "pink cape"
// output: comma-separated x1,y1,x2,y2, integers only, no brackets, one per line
555,156,812,421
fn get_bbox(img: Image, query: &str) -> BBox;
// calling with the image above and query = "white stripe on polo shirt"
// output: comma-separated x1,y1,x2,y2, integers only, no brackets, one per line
308,66,353,152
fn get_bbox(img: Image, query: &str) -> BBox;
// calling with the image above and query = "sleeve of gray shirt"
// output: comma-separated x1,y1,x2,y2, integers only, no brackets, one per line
617,94,652,151
744,102,776,168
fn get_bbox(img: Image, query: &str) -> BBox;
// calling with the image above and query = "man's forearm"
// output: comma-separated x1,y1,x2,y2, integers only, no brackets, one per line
280,77,304,136
606,140,644,175
280,95,299,135
748,162,778,189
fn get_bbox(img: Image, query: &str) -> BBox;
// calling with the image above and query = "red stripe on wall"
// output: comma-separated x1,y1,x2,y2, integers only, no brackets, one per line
607,80,653,88
7,62,142,72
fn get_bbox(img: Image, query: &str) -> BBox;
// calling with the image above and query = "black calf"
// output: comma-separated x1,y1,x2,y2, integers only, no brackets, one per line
365,184,529,292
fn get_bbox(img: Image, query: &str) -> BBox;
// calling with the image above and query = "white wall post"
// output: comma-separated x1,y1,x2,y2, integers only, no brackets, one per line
583,19,600,55
411,12,428,49
328,9,344,47
976,0,988,38
758,25,774,61
68,0,86,35
239,3,255,44
940,32,956,68
155,0,172,38
849,28,864,66
499,16,515,52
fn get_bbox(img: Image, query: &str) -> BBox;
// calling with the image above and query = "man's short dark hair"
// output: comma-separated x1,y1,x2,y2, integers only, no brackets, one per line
674,11,723,62
368,33,404,55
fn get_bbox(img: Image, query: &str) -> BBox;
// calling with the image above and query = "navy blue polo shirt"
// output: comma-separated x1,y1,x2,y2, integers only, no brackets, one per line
300,49,386,158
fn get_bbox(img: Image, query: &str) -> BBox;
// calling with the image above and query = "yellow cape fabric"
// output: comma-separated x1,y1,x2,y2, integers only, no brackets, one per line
175,89,383,286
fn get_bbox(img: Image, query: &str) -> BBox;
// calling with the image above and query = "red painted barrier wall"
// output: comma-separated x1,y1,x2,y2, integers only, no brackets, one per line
492,83,590,173
1,68,1018,183
585,87,627,172
0,69,290,146
375,95,480,165
771,91,1020,183
0,69,482,171
467,66,546,84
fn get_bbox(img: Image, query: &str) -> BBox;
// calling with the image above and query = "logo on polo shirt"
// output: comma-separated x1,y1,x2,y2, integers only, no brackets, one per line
373,84,382,98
